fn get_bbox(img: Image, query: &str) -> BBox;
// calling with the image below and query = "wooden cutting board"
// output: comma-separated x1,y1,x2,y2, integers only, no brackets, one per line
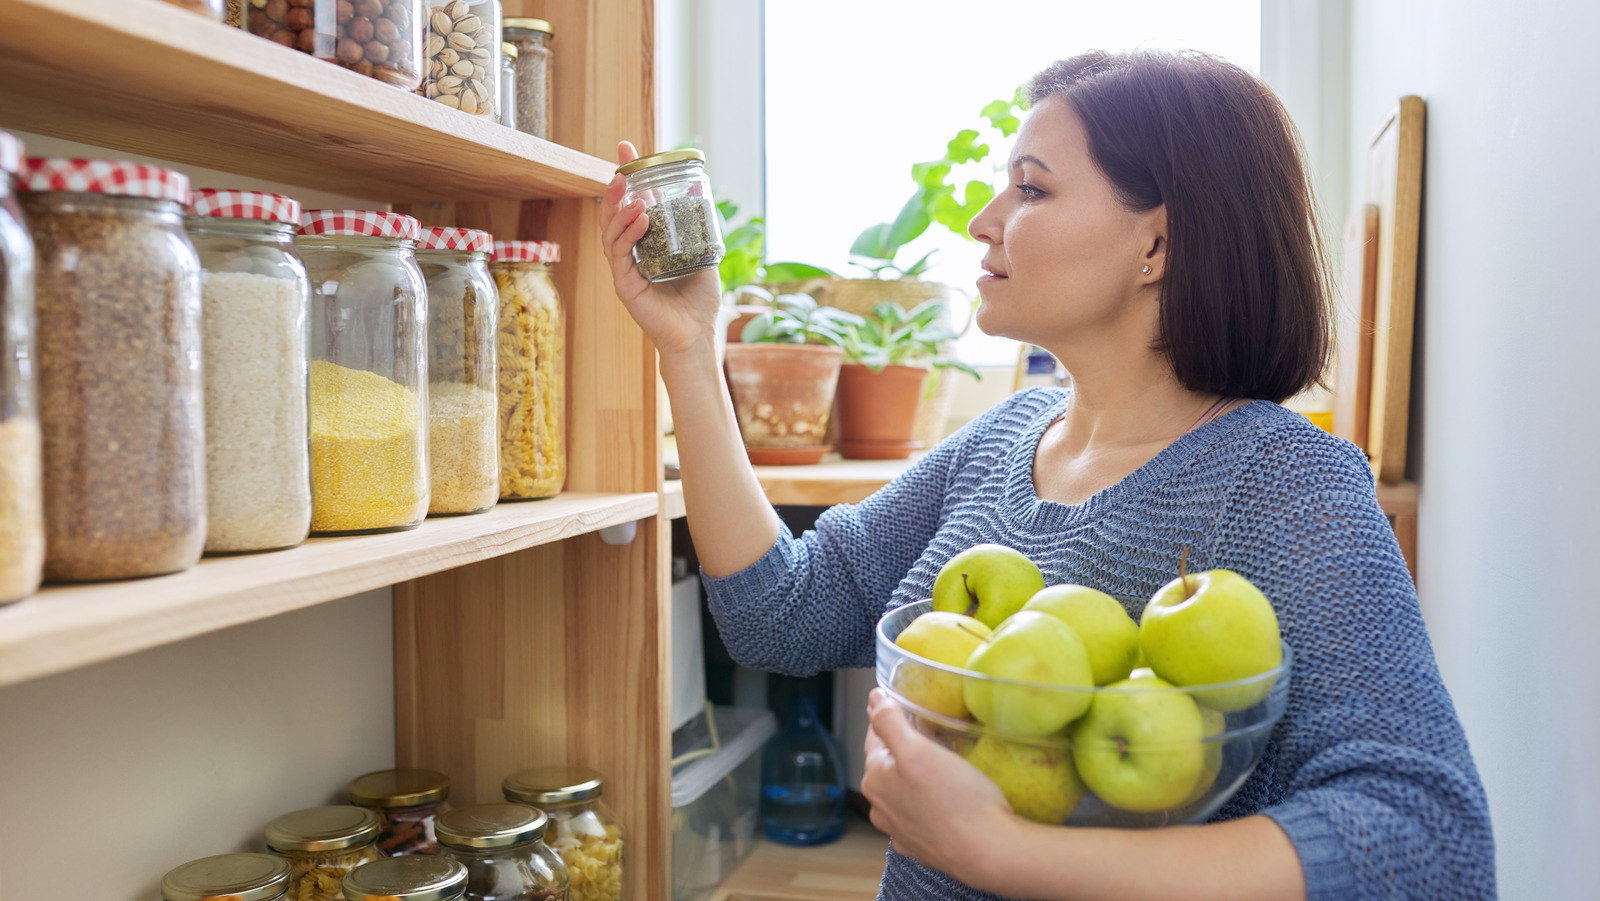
1333,205,1380,450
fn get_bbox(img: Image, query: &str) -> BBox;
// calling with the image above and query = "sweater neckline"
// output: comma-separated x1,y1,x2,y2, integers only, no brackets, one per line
1001,391,1272,532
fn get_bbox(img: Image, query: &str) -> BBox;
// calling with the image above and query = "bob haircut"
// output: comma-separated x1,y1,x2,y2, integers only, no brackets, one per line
1026,51,1331,403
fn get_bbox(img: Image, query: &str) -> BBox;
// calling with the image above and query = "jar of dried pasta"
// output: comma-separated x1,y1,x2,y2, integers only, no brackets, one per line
438,804,569,900
249,0,425,91
344,856,468,901
502,18,551,139
418,227,499,516
502,766,621,901
0,133,42,605
348,767,453,857
161,853,291,901
489,241,565,501
296,210,429,534
186,189,313,554
266,806,384,901
19,158,205,582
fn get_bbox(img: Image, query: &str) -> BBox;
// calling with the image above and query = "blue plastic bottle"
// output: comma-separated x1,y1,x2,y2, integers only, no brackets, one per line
761,696,847,845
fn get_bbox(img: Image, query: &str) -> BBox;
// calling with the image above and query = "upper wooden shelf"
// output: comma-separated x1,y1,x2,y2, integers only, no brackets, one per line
0,0,615,201
0,491,658,688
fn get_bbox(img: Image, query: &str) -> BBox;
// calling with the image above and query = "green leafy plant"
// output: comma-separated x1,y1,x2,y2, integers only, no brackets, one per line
739,292,864,348
717,198,839,295
840,301,981,378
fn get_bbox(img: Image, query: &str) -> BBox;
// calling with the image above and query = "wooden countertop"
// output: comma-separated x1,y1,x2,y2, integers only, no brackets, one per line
710,816,889,901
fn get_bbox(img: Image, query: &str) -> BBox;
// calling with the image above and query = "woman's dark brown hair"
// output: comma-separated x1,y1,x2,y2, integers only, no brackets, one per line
1027,50,1331,403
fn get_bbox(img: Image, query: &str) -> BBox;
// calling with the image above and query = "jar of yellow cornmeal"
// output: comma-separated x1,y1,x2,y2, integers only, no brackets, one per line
296,210,430,534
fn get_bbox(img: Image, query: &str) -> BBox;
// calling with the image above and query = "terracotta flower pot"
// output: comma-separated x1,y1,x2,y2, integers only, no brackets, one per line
834,363,931,460
723,343,843,465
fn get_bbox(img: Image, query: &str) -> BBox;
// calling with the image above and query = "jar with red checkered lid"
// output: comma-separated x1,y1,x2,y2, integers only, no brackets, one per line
249,0,425,92
185,189,314,554
489,240,564,500
0,132,43,604
417,226,499,516
295,209,430,534
18,157,206,581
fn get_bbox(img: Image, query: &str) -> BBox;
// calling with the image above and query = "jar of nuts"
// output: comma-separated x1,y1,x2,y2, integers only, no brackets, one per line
422,0,502,119
266,806,384,901
18,158,206,583
161,853,292,901
437,804,570,901
348,767,454,856
488,242,565,501
249,0,425,91
502,18,552,139
0,132,42,606
502,766,623,901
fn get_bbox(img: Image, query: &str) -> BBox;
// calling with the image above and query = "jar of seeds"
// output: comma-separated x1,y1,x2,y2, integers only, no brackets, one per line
422,0,501,118
161,853,292,901
344,856,468,901
489,241,565,501
0,133,42,606
618,149,725,283
418,227,499,516
266,806,384,901
249,0,424,91
498,42,517,129
503,18,552,140
19,158,205,582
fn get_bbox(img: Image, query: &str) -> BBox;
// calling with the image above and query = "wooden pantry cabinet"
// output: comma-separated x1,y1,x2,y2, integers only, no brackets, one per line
0,0,670,897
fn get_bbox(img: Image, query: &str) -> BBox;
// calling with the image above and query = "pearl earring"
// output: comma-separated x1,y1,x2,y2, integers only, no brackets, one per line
1141,265,1152,274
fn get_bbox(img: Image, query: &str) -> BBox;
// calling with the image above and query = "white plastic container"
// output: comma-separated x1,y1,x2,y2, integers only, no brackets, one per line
670,706,778,901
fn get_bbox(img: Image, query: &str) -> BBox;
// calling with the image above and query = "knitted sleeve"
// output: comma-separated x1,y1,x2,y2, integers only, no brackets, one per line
1206,420,1495,899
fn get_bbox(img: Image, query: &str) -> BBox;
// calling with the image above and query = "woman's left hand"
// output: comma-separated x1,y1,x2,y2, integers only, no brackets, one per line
861,688,1019,885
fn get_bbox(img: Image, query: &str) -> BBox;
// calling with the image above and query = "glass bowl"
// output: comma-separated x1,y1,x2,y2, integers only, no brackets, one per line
875,600,1291,828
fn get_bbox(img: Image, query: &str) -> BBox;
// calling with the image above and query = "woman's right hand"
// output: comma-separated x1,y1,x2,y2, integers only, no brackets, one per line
600,140,724,359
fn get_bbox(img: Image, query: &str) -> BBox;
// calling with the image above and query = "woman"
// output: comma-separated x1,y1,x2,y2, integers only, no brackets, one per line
600,50,1494,900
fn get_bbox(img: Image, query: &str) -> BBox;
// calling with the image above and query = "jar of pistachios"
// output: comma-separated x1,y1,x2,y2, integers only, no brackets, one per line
618,149,725,283
502,766,622,901
161,853,292,901
266,806,384,901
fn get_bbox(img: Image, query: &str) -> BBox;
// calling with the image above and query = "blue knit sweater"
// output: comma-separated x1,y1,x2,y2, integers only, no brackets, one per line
703,389,1495,900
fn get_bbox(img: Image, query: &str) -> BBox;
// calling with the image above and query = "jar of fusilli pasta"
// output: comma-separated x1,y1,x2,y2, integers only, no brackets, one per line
502,766,621,901
265,805,383,901
489,241,565,501
161,853,291,901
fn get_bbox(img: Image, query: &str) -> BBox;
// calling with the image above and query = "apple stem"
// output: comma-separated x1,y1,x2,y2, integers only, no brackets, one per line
962,572,980,618
1180,547,1194,600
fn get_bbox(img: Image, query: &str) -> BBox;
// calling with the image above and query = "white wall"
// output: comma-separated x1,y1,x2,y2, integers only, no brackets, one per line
1335,2,1600,896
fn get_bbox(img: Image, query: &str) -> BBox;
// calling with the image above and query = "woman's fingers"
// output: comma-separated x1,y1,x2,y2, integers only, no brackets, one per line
617,140,639,164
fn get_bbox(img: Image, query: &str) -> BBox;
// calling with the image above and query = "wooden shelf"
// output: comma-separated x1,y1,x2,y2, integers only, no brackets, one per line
0,491,658,689
752,454,925,506
0,0,615,201
663,479,687,520
710,816,889,901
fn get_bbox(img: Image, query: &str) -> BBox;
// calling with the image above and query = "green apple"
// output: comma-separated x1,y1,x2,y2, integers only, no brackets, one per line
963,611,1094,735
931,544,1046,630
1140,568,1282,712
1022,585,1140,685
1180,705,1227,807
892,612,992,719
960,734,1085,824
1069,676,1205,812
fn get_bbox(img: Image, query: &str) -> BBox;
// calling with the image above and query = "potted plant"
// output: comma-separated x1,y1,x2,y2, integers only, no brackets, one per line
834,301,979,460
724,293,863,465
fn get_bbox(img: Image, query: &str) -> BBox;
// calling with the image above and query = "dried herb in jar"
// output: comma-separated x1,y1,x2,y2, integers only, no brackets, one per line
636,195,724,282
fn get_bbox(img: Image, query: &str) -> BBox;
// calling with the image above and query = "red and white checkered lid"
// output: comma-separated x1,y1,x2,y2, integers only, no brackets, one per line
418,227,494,253
0,132,21,177
493,240,560,263
188,189,302,225
19,157,190,203
298,209,421,241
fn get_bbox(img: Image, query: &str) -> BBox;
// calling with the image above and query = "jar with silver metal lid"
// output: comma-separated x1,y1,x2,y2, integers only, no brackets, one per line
161,853,291,901
437,803,569,900
618,149,725,283
265,805,383,901
348,767,454,856
502,18,551,139
499,42,517,130
502,766,621,901
344,855,468,901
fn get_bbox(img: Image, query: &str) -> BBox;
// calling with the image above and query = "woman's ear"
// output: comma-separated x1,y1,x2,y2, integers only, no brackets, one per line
1140,206,1168,283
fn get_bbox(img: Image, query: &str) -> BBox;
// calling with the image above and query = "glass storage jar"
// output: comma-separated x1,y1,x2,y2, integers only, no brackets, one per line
618,150,725,283
161,853,291,901
421,0,501,118
19,158,205,582
185,189,313,555
225,0,245,27
489,242,565,501
266,806,384,901
502,18,552,139
161,0,225,19
438,803,569,901
296,209,429,535
0,132,41,605
348,767,454,856
418,227,499,516
502,766,622,901
499,42,517,129
249,0,424,90
345,856,468,901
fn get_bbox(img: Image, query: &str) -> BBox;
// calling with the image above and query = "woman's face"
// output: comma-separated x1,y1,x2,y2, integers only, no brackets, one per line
968,95,1165,350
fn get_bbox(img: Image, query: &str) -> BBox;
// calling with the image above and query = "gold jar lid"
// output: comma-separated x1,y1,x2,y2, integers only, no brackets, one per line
617,149,706,176
502,765,604,807
436,803,548,850
502,42,518,59
161,854,290,901
264,806,381,853
343,857,467,901
503,17,553,35
347,768,451,808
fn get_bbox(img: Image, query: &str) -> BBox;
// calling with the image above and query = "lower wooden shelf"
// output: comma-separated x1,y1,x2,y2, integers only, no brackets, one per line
709,816,889,901
0,491,659,688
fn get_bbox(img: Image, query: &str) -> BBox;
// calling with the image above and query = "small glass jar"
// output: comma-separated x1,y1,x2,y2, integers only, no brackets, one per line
437,803,569,900
224,0,245,27
421,0,501,118
296,210,429,535
0,133,41,605
418,227,499,516
20,158,205,582
499,43,517,130
161,0,225,19
489,242,565,501
186,190,313,555
618,150,725,283
503,18,552,140
249,0,424,91
348,767,454,857
161,853,291,901
345,856,468,901
266,806,384,901
502,766,622,901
